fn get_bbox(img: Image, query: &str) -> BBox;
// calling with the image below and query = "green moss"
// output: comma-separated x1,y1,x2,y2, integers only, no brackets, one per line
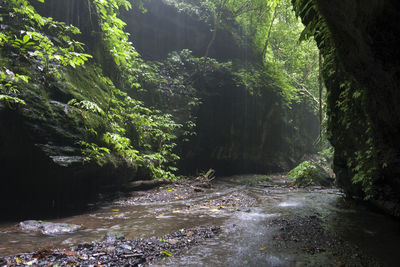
288,160,332,186
60,65,110,108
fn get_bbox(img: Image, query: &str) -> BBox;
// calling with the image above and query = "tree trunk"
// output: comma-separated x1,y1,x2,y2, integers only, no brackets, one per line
318,52,323,139
261,5,278,59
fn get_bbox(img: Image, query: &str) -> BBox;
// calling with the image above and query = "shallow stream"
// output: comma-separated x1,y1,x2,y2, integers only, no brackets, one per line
1,175,399,266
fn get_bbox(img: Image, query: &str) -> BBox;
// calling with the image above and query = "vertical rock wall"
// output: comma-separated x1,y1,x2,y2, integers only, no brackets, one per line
296,0,400,216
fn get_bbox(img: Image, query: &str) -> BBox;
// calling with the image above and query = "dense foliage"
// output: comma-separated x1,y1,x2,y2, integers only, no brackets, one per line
199,0,322,108
0,0,181,180
0,0,91,105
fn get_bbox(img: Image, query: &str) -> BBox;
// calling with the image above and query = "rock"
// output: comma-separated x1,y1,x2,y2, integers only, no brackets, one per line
120,244,132,251
19,220,82,235
166,239,179,245
193,187,205,192
299,0,400,217
288,160,334,187
0,226,219,266
0,64,139,215
104,231,125,243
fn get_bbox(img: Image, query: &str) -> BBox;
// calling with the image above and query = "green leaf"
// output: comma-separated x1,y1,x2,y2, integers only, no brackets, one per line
161,249,173,257
22,34,30,43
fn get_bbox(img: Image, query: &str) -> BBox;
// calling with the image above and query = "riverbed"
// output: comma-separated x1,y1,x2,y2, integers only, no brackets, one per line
1,174,399,266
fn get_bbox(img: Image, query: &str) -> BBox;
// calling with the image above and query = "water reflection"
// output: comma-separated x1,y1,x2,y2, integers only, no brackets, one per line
278,201,301,207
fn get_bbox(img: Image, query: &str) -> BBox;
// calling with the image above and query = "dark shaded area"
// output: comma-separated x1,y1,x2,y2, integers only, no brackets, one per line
294,0,400,216
178,69,318,175
0,102,135,219
321,0,400,217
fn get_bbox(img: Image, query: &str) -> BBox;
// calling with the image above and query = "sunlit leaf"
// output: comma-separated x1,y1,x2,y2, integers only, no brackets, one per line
161,249,173,257
22,34,30,43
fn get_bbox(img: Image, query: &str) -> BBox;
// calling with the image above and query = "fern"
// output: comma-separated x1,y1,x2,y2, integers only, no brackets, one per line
68,99,105,116
0,94,26,107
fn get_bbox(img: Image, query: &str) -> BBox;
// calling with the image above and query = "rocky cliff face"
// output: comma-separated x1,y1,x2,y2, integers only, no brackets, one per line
0,64,137,216
295,0,400,216
170,57,318,175
121,0,319,175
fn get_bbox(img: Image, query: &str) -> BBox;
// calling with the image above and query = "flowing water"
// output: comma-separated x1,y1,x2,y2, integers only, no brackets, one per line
1,175,399,266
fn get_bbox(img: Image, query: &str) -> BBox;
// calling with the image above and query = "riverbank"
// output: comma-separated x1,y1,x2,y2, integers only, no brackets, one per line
0,226,219,266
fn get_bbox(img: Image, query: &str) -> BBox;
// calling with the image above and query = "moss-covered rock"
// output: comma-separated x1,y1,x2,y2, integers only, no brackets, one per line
288,160,333,187
0,62,138,215
293,0,400,216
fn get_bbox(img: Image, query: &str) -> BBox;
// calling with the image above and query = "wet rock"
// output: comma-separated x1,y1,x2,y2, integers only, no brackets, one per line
120,244,132,251
104,231,125,243
269,215,379,266
0,226,220,266
193,187,205,192
19,220,82,235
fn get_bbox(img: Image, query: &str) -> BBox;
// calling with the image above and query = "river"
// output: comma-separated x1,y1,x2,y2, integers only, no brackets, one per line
1,174,399,266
